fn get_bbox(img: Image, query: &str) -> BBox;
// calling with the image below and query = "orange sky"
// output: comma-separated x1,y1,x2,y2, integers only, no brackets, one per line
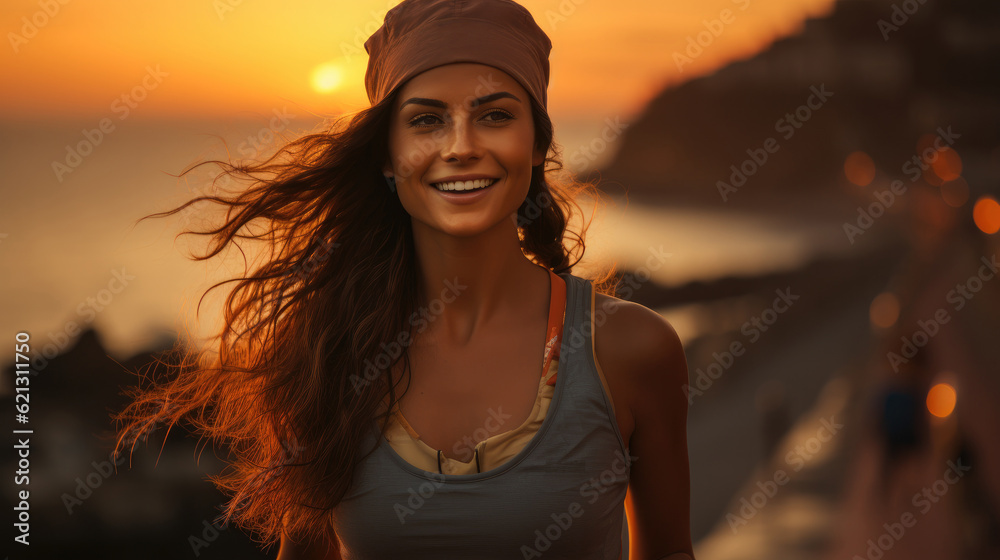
1,0,835,121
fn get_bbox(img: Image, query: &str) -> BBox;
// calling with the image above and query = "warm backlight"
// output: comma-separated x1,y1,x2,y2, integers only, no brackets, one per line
926,383,957,418
973,196,1000,234
311,62,345,94
940,178,970,207
869,292,900,329
930,147,962,183
844,151,876,187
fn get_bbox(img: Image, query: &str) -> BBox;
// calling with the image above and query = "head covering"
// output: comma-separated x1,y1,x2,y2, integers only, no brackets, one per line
364,0,553,111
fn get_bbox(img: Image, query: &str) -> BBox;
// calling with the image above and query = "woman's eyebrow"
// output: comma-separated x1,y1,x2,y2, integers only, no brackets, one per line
399,91,521,112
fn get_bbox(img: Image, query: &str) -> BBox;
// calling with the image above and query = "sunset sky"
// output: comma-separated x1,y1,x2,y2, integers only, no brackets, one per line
3,0,835,122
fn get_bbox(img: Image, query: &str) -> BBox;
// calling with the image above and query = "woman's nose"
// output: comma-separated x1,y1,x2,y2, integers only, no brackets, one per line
440,117,484,163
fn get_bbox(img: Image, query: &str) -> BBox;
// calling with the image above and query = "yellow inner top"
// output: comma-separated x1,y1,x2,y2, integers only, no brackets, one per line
383,279,618,475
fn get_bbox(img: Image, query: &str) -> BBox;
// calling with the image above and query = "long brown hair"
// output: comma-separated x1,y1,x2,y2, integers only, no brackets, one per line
113,88,619,549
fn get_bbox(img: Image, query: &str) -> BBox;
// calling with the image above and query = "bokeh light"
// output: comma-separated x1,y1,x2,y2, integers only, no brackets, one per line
869,292,900,329
926,383,957,418
940,177,970,207
916,133,944,186
973,196,1000,234
923,166,944,187
844,151,876,187
914,186,956,235
931,147,962,183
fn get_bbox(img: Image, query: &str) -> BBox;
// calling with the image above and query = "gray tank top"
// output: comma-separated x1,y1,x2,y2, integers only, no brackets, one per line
331,272,633,559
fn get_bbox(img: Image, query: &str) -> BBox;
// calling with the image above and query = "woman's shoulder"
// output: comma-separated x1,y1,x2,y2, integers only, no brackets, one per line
592,291,688,408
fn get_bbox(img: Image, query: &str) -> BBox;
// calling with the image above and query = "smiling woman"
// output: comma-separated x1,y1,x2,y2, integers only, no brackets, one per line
386,63,545,238
112,1,693,559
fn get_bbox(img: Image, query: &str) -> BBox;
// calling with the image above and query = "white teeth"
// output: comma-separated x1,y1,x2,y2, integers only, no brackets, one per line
432,178,497,192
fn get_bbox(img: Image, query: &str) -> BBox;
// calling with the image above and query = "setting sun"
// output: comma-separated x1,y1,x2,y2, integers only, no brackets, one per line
312,62,345,94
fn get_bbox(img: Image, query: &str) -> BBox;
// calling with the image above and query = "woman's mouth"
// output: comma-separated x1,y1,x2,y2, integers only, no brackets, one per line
430,178,499,192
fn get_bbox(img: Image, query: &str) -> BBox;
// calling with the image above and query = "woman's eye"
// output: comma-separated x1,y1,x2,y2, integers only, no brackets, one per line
483,109,514,123
407,109,514,128
408,114,440,127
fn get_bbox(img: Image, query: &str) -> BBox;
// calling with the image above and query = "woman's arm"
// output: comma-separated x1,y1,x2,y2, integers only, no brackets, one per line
607,302,695,560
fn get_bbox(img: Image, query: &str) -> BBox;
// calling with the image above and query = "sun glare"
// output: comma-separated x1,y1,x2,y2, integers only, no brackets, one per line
311,63,344,94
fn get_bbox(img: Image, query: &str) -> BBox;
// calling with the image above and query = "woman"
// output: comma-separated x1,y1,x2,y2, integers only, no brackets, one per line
115,1,693,558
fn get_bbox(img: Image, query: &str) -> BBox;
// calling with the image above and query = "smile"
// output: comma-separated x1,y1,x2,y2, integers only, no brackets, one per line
430,178,499,192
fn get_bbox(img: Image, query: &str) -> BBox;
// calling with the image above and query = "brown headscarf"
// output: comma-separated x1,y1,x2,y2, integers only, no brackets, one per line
364,0,553,111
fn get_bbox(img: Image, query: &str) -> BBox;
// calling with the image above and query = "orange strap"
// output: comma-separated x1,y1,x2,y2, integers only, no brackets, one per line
543,270,567,386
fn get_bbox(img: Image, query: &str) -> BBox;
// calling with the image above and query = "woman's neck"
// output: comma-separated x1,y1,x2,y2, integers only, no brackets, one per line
409,219,549,348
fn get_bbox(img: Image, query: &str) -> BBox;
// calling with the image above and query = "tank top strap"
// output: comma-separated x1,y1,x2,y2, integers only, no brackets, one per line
542,269,567,386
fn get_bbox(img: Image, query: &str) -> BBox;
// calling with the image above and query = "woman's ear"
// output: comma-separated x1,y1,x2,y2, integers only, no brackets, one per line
532,145,545,168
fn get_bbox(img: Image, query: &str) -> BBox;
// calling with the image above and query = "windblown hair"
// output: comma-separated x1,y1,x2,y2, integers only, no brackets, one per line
113,89,619,550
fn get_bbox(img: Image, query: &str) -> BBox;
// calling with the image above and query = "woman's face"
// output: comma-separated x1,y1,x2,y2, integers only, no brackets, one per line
383,63,545,238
